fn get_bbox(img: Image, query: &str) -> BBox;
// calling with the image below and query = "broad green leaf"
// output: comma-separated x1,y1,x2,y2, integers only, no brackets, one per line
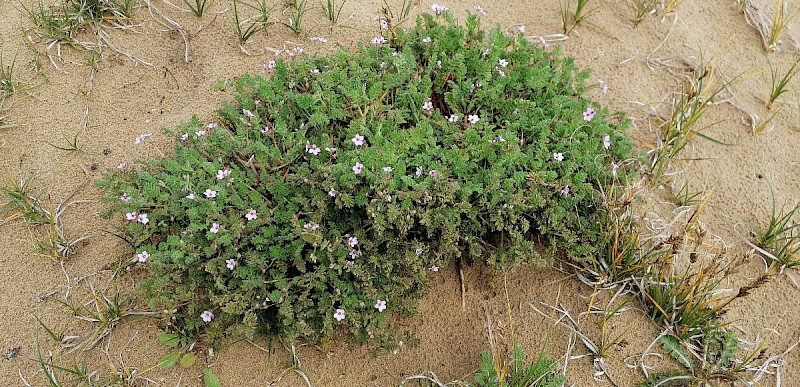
659,335,692,369
157,332,181,348
180,352,198,368
203,367,221,387
158,351,182,369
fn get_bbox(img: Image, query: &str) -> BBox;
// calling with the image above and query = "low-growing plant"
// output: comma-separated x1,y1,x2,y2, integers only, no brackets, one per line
644,330,759,386
98,11,633,346
0,52,17,100
285,0,308,35
323,0,346,25
560,0,594,35
232,0,273,43
647,55,732,183
474,345,565,387
184,0,209,17
766,57,799,110
766,0,799,52
669,180,702,207
630,0,659,26
23,0,136,60
747,197,800,271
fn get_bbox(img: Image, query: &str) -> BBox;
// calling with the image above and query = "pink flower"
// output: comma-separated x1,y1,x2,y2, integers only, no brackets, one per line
379,18,388,29
307,144,321,155
353,162,364,175
204,189,217,198
561,185,570,197
371,36,386,45
201,310,213,323
125,212,137,221
553,152,564,162
261,126,270,134
349,249,359,258
328,188,337,197
431,3,448,14
422,37,432,43
242,109,255,119
309,36,327,43
245,209,257,221
351,134,365,146
348,236,358,247
120,193,131,202
137,213,149,224
267,60,276,69
226,259,237,270
539,36,549,48
333,308,345,321
216,169,231,179
598,79,608,94
383,167,393,173
448,114,459,123
344,260,355,270
186,193,196,200
304,223,319,231
416,166,424,177
611,162,619,177
583,107,596,121
430,265,439,272
207,123,218,129
497,68,506,77
210,223,220,234
116,162,129,171
415,248,423,255
195,129,206,137
467,114,480,124
429,170,438,177
134,133,152,144
422,101,433,111
517,25,526,33
498,59,508,68
473,5,486,16
136,251,149,263
375,299,387,312
603,134,611,150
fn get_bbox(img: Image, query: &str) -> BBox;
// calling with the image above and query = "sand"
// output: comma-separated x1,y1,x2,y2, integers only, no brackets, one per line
0,0,799,385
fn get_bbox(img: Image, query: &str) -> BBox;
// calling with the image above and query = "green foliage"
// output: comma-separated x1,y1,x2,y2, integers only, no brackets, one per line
475,345,565,387
184,0,208,17
23,0,135,46
98,11,632,345
323,0,346,25
748,195,800,270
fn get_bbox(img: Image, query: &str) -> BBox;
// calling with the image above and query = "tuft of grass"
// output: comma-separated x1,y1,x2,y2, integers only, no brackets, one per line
631,0,659,26
232,0,274,43
747,197,800,271
743,0,799,52
766,58,800,110
59,284,156,354
0,174,97,261
0,52,17,100
47,131,92,155
183,0,208,17
285,0,308,35
670,180,703,207
560,0,594,35
647,54,733,184
323,0,346,25
0,173,51,226
766,0,799,52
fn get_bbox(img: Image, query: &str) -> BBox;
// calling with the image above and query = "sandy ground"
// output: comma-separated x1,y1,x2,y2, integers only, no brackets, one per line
0,0,799,385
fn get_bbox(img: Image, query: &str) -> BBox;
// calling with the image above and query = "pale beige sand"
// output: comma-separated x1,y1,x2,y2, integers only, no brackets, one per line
0,0,799,385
